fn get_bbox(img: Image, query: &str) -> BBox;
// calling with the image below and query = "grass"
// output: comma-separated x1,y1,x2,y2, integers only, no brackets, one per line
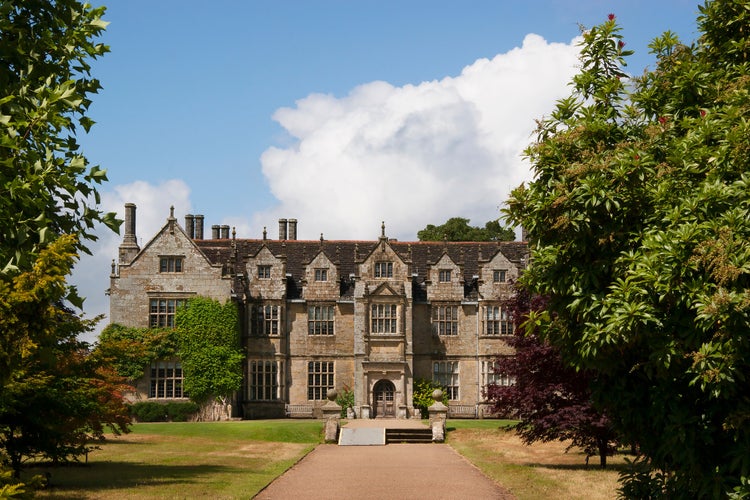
446,421,627,500
27,420,323,499
23,419,626,499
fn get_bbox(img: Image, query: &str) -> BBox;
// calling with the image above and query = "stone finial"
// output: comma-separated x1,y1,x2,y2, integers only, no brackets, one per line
327,389,338,401
262,226,267,240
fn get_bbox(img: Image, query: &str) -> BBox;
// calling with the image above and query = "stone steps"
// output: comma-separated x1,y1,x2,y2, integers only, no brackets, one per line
385,428,433,444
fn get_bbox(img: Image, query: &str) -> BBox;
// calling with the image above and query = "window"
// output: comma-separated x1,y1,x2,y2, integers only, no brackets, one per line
493,269,507,283
371,304,397,334
432,305,458,336
257,265,271,279
249,360,284,401
255,305,280,335
485,305,514,335
314,268,328,282
433,361,459,400
149,360,184,398
149,298,186,327
307,361,334,400
374,261,393,278
481,360,515,394
308,305,334,335
438,269,451,282
159,256,183,273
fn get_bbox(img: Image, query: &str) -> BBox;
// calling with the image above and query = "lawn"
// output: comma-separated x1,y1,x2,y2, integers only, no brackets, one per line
28,420,323,499
24,419,626,499
446,421,627,500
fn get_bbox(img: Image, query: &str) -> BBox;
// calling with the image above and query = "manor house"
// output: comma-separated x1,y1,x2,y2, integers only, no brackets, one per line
109,203,527,419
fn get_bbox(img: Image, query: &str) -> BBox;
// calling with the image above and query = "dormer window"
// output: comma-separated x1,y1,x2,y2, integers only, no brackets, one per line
438,269,451,282
159,256,183,273
374,261,393,278
314,268,328,282
493,269,507,283
257,265,271,279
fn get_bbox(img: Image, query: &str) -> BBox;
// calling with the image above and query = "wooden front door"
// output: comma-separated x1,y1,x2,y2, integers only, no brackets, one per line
373,380,395,418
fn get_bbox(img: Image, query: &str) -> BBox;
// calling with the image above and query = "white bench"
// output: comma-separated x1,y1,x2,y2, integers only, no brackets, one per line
448,404,477,418
284,404,314,418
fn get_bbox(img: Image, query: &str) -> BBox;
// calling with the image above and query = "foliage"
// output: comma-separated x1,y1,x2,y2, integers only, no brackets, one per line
486,282,618,467
0,0,119,277
95,324,178,381
412,378,448,418
129,401,200,422
335,385,355,418
0,468,46,499
418,217,515,242
504,3,750,496
175,297,243,413
0,237,131,478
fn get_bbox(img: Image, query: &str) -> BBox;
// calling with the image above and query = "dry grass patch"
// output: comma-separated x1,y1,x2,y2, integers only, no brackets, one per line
26,421,322,499
449,426,626,500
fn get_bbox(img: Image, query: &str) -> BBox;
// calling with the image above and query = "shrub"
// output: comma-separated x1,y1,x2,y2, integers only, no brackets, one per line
412,379,448,418
336,386,355,418
129,401,199,422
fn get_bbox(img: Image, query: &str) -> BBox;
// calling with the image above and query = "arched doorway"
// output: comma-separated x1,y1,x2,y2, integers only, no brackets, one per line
373,380,396,418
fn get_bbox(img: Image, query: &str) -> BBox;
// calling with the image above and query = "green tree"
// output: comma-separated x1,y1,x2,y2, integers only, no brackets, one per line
505,3,750,497
175,297,243,420
0,236,130,478
0,0,119,276
95,324,178,382
417,217,515,241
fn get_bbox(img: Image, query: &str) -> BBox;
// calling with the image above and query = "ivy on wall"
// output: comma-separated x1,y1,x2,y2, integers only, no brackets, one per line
97,297,243,409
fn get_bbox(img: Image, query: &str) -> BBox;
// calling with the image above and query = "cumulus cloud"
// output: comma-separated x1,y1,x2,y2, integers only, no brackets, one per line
71,179,193,343
258,34,581,241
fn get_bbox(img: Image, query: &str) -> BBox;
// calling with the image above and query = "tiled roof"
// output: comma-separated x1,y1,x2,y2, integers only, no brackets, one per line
195,237,528,300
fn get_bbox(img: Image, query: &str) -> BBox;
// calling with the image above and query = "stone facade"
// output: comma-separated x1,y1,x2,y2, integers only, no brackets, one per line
109,205,527,419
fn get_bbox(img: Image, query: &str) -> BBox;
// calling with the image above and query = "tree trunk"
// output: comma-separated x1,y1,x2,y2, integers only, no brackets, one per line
598,436,608,468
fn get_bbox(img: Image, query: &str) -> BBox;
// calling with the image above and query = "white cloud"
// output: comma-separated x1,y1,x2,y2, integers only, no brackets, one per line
71,179,192,343
258,33,582,241
71,33,582,342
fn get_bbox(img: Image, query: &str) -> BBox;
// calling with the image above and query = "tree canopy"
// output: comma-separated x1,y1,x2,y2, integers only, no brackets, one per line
486,283,618,468
505,2,750,496
0,236,130,478
0,0,119,276
417,217,515,242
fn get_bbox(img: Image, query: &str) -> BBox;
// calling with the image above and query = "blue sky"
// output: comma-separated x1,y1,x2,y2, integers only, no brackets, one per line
73,0,703,339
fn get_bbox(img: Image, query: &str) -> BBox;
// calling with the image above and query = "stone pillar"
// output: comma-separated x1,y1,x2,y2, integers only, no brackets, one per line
428,389,448,443
321,389,342,444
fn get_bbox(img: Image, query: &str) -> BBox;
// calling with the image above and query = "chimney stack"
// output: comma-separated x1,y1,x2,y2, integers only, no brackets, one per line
278,218,288,240
220,225,230,239
118,203,140,263
288,218,297,240
194,214,204,239
184,214,195,238
212,224,220,239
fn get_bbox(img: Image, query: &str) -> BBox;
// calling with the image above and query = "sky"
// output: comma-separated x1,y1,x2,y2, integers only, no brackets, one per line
71,0,703,341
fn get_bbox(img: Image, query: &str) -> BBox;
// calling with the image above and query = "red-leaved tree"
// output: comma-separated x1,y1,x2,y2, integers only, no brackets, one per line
486,283,619,467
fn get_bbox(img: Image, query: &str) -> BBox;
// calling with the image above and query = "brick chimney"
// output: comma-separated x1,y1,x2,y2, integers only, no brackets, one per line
278,218,288,240
212,224,220,239
220,225,230,239
194,214,204,239
184,214,195,238
288,218,297,240
118,203,140,263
